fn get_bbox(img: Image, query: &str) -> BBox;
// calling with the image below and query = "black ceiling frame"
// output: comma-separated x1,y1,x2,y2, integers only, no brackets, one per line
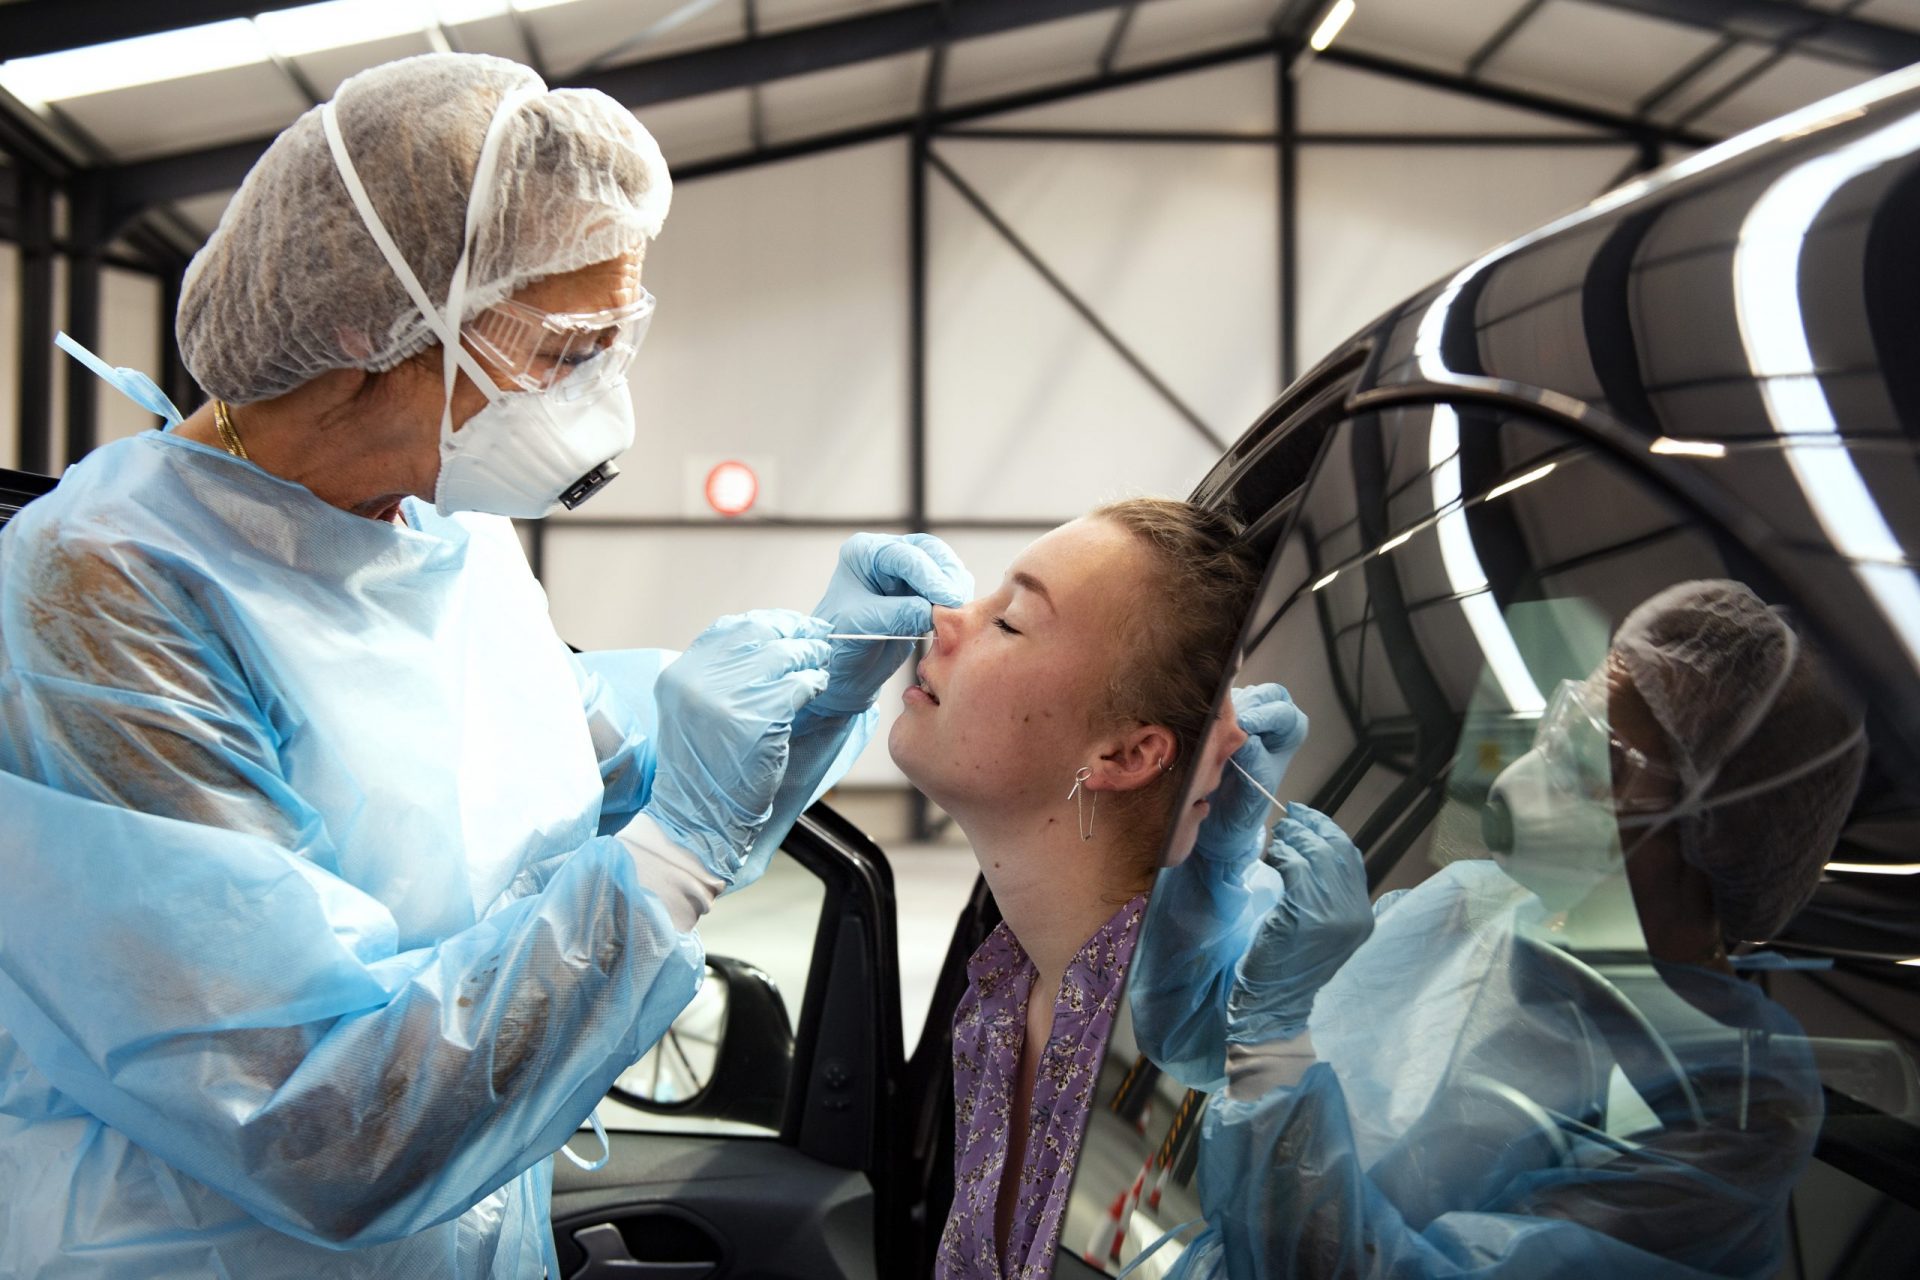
0,0,315,62
90,31,1720,238
1458,0,1917,145
1578,0,1920,70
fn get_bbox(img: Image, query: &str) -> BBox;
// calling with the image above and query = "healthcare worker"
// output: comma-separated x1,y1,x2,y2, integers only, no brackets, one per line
0,53,968,1278
1129,581,1867,1278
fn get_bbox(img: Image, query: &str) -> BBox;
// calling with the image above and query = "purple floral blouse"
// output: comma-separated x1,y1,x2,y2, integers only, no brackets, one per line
936,893,1148,1280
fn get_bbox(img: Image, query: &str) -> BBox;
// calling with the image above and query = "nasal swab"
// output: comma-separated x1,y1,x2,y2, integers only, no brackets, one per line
824,632,934,642
1229,756,1287,813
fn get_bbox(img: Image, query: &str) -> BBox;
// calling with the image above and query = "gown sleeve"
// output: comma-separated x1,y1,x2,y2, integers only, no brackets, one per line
0,530,706,1249
1129,851,1283,1092
1182,1032,1816,1279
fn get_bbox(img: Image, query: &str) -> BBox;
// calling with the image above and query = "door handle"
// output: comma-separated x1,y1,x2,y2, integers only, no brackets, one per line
567,1222,719,1280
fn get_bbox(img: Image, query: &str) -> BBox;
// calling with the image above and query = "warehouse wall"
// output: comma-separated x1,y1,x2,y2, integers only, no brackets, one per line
547,56,1634,787
10,53,1637,790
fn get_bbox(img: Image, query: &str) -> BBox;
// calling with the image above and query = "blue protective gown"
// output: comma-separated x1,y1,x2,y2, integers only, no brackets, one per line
0,431,870,1277
1137,860,1823,1280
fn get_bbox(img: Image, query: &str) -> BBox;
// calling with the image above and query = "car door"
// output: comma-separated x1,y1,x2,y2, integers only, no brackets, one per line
551,802,917,1280
1056,400,1920,1278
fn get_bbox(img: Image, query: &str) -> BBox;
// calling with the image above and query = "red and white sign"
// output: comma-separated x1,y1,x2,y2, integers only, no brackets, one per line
703,460,759,518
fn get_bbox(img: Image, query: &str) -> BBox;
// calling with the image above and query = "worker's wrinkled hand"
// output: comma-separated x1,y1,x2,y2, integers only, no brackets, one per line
1193,684,1308,865
645,609,833,888
805,533,972,719
1226,805,1372,1043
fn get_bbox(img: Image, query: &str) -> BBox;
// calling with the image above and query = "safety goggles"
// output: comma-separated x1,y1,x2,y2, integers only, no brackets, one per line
462,288,656,402
1534,677,1681,815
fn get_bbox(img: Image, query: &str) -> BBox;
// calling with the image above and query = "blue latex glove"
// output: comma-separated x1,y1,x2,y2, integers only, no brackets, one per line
644,609,833,887
1226,805,1373,1044
805,532,972,720
1193,684,1309,865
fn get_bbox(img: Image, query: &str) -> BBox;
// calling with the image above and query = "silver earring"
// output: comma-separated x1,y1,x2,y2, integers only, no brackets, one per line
1067,766,1097,842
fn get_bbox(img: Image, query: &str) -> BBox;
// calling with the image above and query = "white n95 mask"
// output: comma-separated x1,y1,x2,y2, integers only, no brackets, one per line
433,379,634,519
1482,748,1626,912
321,86,637,519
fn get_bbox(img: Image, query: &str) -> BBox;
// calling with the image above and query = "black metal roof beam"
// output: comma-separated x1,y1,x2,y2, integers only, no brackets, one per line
1672,0,1875,129
1465,0,1552,79
92,0,1135,231
1320,45,1719,147
1636,35,1742,117
574,0,1133,106
0,1,317,62
1096,1,1142,77
95,29,1720,233
1573,0,1920,71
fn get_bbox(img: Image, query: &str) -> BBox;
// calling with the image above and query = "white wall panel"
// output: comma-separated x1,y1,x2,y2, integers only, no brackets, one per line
581,140,910,521
942,9,1112,108
928,129,1276,519
1477,1,1723,113
96,269,165,446
1113,0,1271,71
985,58,1275,133
1298,61,1603,136
760,52,927,144
635,91,757,169
540,524,912,784
1340,0,1533,75
1296,145,1633,370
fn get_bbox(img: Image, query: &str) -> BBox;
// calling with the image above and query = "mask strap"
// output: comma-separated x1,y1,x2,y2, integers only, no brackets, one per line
320,98,517,432
439,84,544,444
1619,720,1865,862
559,1106,611,1172
1677,720,1864,819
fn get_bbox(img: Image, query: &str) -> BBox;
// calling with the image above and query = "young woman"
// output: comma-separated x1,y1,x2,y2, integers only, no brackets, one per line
888,498,1262,1280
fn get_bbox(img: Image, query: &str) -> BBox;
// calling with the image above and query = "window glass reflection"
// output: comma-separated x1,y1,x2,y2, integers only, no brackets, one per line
1062,407,1920,1278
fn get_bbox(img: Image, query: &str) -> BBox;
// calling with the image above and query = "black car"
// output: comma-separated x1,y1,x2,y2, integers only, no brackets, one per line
4,62,1919,1280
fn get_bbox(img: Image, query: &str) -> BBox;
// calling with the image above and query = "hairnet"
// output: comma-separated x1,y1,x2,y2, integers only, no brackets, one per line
178,52,670,405
1611,579,1867,941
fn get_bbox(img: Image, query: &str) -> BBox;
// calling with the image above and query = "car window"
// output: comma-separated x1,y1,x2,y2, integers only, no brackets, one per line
596,846,828,1139
1065,405,1920,1277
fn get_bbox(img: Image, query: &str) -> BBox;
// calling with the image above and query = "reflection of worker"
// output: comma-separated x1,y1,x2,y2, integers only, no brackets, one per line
1130,581,1868,1278
0,54,966,1278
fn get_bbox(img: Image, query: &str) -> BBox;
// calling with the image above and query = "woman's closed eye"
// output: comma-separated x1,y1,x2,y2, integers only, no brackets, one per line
993,617,1022,636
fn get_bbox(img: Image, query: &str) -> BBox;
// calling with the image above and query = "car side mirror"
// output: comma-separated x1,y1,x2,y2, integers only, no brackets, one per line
613,954,794,1132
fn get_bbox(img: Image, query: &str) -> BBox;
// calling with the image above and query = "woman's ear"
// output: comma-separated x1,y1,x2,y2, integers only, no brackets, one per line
1094,723,1178,794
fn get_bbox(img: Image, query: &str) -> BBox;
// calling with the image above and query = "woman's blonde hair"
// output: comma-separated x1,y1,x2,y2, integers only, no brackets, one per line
1090,498,1262,880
